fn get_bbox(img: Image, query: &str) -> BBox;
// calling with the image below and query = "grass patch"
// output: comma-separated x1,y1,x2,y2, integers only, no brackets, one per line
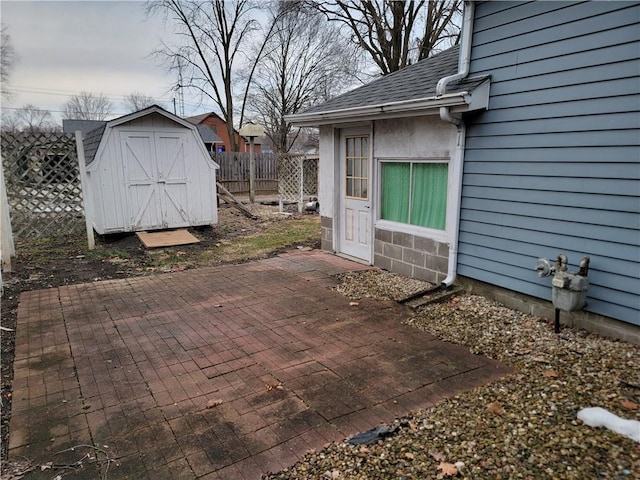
10,214,321,277
203,216,320,264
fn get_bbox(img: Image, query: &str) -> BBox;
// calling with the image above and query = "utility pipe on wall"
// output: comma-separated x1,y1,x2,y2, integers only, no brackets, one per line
437,0,475,287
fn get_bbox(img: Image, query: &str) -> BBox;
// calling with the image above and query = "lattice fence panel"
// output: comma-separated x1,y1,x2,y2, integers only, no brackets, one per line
302,157,318,198
278,154,318,211
1,132,85,240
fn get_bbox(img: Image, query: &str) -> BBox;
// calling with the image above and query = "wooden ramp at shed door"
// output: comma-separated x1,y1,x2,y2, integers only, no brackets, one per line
136,229,200,248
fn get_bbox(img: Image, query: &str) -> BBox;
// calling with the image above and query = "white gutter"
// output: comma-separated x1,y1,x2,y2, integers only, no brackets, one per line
439,0,475,287
287,92,468,126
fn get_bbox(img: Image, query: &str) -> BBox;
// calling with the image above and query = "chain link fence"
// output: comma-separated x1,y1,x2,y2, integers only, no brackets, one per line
1,132,85,240
278,154,318,212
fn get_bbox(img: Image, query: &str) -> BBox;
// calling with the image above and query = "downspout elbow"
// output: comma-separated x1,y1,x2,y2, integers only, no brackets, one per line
436,1,475,97
440,106,461,127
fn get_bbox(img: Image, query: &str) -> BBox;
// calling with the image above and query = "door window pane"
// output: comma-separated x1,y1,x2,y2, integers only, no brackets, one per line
345,135,369,199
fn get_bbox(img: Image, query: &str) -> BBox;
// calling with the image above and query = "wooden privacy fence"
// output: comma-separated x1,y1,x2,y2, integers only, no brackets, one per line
1,132,85,240
213,151,278,194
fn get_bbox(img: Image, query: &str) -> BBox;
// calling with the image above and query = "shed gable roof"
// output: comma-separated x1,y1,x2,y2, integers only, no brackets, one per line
83,124,106,165
82,105,213,166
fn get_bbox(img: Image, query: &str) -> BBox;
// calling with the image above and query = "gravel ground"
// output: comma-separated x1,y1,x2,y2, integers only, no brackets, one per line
266,271,640,480
334,270,433,301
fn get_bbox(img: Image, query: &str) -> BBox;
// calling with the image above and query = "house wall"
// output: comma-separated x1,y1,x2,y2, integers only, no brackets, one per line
373,116,456,283
459,1,640,327
318,125,335,251
318,116,458,284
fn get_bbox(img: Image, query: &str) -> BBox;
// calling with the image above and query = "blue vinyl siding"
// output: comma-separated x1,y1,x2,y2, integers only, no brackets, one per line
459,1,640,326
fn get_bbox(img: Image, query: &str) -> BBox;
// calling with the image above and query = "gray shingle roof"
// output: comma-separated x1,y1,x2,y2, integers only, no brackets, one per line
62,119,107,135
196,124,222,144
83,124,106,165
301,45,487,115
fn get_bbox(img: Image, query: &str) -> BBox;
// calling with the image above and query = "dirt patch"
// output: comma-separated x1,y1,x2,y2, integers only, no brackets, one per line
0,203,319,460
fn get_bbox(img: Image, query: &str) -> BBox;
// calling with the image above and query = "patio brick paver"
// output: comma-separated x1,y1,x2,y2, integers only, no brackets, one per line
9,250,512,479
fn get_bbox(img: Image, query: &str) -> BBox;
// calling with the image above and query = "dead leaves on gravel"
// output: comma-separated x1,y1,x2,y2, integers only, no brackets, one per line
265,284,639,480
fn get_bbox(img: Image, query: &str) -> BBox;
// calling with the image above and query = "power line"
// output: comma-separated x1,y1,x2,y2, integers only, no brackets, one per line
5,86,173,103
1,103,215,119
4,86,207,111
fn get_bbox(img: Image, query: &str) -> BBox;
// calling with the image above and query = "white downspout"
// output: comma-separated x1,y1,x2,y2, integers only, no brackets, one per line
438,0,475,287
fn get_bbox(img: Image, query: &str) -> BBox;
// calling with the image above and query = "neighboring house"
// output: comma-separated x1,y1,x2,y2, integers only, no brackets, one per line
288,0,639,341
194,124,223,154
81,105,219,234
185,112,261,153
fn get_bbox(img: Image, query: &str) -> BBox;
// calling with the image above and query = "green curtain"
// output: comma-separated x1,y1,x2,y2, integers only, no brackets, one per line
381,163,410,223
411,163,448,229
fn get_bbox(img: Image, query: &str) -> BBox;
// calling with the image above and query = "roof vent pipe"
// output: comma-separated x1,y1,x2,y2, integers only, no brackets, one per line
438,0,475,287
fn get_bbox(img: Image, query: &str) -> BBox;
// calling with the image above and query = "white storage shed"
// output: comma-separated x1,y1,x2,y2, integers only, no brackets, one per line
80,105,219,234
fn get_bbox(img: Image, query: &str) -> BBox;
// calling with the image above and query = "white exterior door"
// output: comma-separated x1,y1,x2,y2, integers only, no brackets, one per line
155,132,190,228
121,130,191,230
121,132,161,230
338,129,371,262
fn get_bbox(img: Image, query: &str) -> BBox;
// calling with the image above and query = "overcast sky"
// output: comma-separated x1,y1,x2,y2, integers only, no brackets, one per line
1,1,211,123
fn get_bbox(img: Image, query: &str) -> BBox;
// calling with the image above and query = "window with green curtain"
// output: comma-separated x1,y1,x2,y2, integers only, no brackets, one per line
381,163,410,223
380,161,448,230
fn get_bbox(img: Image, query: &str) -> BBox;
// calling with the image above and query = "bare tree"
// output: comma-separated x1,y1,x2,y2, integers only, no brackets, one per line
148,0,276,151
1,25,19,101
16,104,56,132
248,3,358,152
309,0,462,75
124,92,160,112
2,104,57,132
1,110,20,132
62,92,112,120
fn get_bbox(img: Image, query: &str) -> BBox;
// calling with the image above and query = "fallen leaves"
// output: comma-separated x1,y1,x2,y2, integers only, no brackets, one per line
428,450,446,462
542,370,559,378
621,400,639,410
486,401,506,415
265,382,284,392
206,399,223,409
531,355,550,364
261,287,640,480
438,461,459,477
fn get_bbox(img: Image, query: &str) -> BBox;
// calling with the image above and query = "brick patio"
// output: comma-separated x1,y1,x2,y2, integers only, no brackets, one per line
9,250,511,479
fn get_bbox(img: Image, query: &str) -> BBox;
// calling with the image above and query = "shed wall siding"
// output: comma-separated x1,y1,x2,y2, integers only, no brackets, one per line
460,1,640,325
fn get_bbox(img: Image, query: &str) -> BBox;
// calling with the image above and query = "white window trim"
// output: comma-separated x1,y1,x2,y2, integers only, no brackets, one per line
375,157,451,244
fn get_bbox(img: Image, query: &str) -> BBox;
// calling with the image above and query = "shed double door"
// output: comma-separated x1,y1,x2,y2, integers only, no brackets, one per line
121,131,190,230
